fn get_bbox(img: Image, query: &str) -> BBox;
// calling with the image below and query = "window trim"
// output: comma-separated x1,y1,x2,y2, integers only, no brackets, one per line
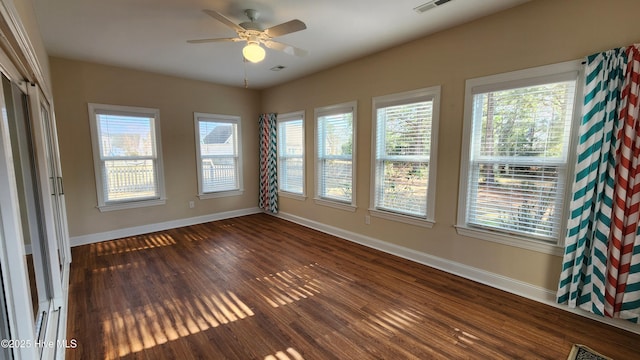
194,112,244,199
87,103,166,212
456,60,583,254
314,101,357,211
369,86,440,228
277,110,306,201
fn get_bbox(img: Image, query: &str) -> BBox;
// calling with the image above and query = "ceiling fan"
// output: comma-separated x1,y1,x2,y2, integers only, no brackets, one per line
188,9,308,63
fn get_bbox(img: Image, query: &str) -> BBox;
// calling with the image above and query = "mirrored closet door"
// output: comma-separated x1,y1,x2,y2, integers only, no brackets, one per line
0,74,71,360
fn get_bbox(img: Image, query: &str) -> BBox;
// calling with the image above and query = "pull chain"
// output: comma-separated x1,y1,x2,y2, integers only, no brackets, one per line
243,56,249,88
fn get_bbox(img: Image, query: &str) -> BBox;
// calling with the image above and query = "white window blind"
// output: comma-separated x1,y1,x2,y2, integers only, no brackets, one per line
88,104,165,210
195,115,241,195
374,97,433,218
277,112,305,195
316,104,355,204
466,79,576,241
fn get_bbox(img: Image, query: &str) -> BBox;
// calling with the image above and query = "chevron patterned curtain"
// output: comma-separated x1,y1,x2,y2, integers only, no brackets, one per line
259,113,278,213
557,45,640,323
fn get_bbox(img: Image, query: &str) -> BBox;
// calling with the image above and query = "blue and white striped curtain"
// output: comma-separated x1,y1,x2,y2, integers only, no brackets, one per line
259,113,278,213
557,45,640,324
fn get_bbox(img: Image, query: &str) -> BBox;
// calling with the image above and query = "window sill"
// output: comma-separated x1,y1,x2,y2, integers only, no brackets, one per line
454,225,564,256
199,189,244,200
314,198,357,212
98,198,166,212
368,209,434,228
279,191,307,201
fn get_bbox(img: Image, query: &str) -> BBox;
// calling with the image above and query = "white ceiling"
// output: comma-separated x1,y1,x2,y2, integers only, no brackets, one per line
32,0,529,89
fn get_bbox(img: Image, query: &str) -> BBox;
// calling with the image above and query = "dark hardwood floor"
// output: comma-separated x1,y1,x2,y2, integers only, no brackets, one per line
66,214,640,359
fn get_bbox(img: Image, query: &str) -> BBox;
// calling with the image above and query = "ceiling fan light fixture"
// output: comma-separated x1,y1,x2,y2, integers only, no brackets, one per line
189,9,308,68
243,41,266,63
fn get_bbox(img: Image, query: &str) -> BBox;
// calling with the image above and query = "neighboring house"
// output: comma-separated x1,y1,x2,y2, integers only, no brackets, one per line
201,124,234,156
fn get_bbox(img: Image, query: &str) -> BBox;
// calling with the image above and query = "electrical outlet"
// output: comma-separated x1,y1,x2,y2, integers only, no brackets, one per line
189,201,195,209
365,215,370,225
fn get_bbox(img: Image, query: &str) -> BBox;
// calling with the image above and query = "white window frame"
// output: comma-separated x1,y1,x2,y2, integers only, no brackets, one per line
314,101,357,212
370,87,440,228
456,60,583,255
87,103,166,212
277,110,306,200
194,112,244,199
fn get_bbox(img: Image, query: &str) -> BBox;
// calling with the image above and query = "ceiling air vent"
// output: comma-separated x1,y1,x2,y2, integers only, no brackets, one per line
414,0,453,14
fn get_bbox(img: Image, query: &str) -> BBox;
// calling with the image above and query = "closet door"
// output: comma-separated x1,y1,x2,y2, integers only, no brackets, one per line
27,84,68,304
0,77,72,360
4,77,45,324
0,75,40,360
46,103,72,271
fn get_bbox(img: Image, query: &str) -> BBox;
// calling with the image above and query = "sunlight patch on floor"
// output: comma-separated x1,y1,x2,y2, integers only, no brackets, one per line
202,242,253,259
91,261,141,273
181,224,213,242
95,233,177,256
360,307,422,337
103,290,254,359
253,264,323,308
453,327,479,347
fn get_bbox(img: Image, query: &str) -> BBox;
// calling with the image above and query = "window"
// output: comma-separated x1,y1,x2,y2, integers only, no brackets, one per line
371,87,440,227
277,111,305,198
315,101,357,211
88,103,166,211
457,61,581,252
194,112,243,198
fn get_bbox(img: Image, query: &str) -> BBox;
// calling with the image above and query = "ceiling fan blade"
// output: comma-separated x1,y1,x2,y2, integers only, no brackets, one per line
264,40,308,57
264,19,307,38
187,37,242,44
203,9,245,33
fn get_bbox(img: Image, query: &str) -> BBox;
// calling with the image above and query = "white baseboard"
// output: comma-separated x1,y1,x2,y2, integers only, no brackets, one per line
273,211,640,335
69,207,262,247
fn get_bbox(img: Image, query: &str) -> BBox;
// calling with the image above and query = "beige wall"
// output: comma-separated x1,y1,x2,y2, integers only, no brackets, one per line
50,57,260,237
260,0,640,291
